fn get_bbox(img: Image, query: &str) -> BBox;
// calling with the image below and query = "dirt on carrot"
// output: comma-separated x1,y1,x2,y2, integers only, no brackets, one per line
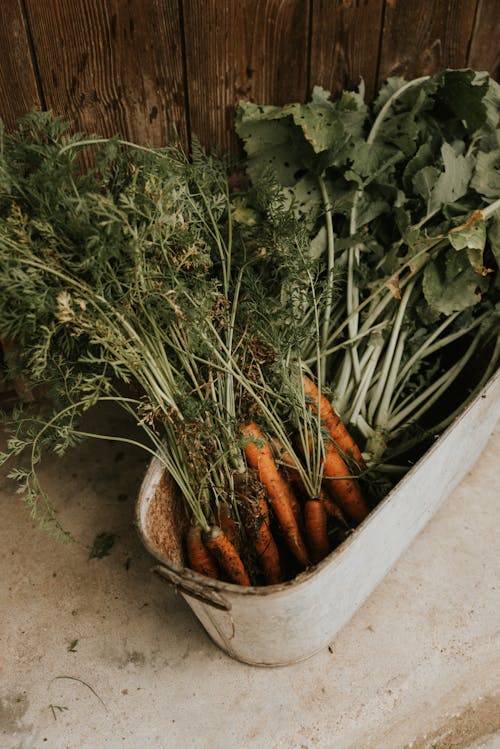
240,488,283,584
204,525,252,586
241,422,310,568
186,525,220,579
303,375,365,470
304,498,330,564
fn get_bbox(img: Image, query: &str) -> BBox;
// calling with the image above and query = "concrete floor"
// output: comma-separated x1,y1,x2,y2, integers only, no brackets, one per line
1,405,499,749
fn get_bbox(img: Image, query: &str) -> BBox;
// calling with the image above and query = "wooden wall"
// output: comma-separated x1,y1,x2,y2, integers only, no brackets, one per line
0,0,499,153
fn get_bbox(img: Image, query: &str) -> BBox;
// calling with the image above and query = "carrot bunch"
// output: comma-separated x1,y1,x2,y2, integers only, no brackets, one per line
184,375,369,586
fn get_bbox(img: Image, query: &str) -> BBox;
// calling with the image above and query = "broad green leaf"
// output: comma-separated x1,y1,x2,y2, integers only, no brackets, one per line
237,99,347,156
428,143,472,212
335,90,368,139
247,142,303,186
376,110,420,156
327,176,357,217
403,142,434,191
400,226,443,271
344,169,363,188
287,104,346,154
446,247,472,278
236,101,291,127
448,214,486,252
448,212,487,273
283,175,322,225
412,165,440,203
354,196,389,227
311,86,335,108
394,206,412,235
481,77,500,129
235,108,301,185
236,91,368,183
373,77,407,114
470,150,500,199
350,141,398,179
422,252,487,315
435,70,488,133
374,85,434,157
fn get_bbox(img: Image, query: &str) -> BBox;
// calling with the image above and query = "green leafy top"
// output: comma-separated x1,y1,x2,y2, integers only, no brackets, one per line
237,69,500,460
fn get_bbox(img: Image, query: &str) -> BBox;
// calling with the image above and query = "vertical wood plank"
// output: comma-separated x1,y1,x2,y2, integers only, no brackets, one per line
23,0,187,146
468,0,500,79
0,1,42,128
183,0,311,152
378,0,478,83
309,0,385,104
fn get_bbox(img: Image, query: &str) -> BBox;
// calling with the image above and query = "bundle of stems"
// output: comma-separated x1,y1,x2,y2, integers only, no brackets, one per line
318,77,499,464
0,115,359,582
236,70,500,474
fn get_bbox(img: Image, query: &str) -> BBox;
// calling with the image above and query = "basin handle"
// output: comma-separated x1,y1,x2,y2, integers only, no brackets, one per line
152,565,232,611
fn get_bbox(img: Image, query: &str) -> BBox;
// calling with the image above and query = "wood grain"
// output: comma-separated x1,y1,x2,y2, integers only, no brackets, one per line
309,0,385,104
23,0,187,146
2,0,498,155
0,1,42,129
378,0,478,83
183,0,311,152
468,0,500,79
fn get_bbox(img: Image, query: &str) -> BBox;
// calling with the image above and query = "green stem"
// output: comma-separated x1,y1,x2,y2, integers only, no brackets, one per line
375,329,407,428
388,337,480,432
318,174,335,387
58,137,167,159
354,413,375,440
72,430,160,461
423,335,500,436
482,197,500,220
394,313,460,390
343,75,430,381
368,280,415,425
347,344,383,426
368,76,430,145
334,356,352,414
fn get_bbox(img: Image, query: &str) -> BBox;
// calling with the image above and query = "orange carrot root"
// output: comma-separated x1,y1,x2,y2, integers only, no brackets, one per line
244,493,283,584
304,498,330,564
302,374,365,469
300,375,369,524
186,525,220,579
204,525,251,586
323,442,369,525
241,422,310,568
269,438,305,523
218,504,241,552
319,489,349,526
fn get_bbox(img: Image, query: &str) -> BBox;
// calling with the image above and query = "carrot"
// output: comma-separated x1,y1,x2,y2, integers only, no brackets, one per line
241,422,310,568
323,441,369,525
185,525,219,579
304,498,330,564
243,493,282,584
302,374,365,469
204,525,251,586
269,438,305,522
319,489,349,527
218,503,241,552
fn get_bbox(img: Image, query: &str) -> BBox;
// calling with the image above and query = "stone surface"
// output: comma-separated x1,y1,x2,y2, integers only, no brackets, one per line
1,406,499,749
